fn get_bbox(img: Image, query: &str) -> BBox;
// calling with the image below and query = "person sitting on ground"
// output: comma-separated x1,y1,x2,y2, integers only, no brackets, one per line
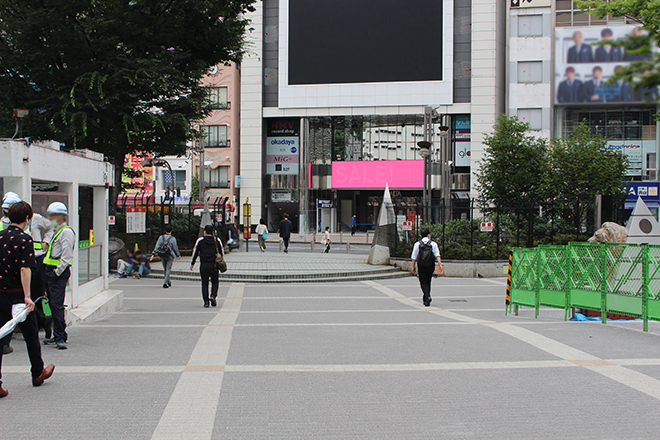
116,249,133,278
126,249,150,279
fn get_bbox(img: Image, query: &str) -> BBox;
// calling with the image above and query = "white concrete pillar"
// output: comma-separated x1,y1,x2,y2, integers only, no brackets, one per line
60,182,80,307
93,186,109,291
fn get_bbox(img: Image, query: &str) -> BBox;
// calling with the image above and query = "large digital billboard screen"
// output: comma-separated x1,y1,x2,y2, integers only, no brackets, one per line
288,0,443,85
554,25,657,105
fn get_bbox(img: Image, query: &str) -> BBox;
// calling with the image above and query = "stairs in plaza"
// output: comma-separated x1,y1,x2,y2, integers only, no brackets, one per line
148,265,411,284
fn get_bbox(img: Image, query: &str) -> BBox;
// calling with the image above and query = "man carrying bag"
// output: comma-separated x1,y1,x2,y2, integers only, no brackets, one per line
150,225,181,289
411,228,443,307
191,225,226,308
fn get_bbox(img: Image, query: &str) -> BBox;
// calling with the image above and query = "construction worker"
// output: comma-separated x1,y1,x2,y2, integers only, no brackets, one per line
43,202,75,350
1,192,53,354
0,192,21,231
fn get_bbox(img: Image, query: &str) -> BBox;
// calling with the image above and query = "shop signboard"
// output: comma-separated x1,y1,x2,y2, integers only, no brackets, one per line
317,199,336,209
331,160,424,189
271,190,293,202
606,140,655,176
511,0,551,7
555,25,657,106
626,182,659,202
126,207,147,234
453,115,471,168
266,118,300,175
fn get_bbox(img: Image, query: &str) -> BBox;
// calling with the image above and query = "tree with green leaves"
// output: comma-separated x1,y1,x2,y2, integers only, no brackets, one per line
476,115,550,210
0,0,255,210
547,123,629,235
579,0,660,94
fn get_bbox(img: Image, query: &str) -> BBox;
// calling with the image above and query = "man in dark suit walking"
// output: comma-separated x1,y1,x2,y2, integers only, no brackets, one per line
557,67,583,103
595,28,623,62
567,31,593,63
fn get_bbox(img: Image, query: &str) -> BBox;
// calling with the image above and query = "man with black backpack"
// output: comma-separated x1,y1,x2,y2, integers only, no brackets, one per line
150,225,181,289
411,228,443,307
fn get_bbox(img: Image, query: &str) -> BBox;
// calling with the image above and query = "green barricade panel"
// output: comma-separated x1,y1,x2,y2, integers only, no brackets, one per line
539,288,566,309
570,288,601,310
648,298,660,322
606,293,642,317
510,288,536,307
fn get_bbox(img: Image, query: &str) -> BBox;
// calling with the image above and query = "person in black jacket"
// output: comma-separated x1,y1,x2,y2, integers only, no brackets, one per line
191,225,225,308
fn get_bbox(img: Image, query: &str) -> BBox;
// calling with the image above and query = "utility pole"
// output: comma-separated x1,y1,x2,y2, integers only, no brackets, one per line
439,120,451,223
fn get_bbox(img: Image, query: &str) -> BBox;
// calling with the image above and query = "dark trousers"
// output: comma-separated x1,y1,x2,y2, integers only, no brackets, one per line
282,236,290,251
46,266,70,342
30,255,48,329
200,263,219,304
0,292,45,386
351,226,356,236
417,265,435,304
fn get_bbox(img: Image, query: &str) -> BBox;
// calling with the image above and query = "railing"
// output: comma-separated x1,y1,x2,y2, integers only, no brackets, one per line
507,242,660,331
79,244,103,285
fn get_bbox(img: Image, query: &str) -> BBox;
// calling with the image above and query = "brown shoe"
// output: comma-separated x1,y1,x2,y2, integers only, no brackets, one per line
0,387,7,398
32,364,55,387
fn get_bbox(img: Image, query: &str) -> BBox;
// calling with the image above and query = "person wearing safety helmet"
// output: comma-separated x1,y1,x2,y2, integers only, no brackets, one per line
1,192,22,232
43,202,75,350
1,192,54,355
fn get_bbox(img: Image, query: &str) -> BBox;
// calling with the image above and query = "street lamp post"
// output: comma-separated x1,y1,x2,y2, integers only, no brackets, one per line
438,124,451,223
418,106,434,224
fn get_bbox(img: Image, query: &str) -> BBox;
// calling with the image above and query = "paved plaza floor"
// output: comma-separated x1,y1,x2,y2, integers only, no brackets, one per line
4,274,660,439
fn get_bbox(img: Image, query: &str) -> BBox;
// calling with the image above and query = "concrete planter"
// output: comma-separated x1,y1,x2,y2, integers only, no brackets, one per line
390,258,508,278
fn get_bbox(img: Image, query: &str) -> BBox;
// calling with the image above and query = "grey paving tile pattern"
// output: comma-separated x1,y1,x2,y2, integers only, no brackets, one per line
3,266,660,439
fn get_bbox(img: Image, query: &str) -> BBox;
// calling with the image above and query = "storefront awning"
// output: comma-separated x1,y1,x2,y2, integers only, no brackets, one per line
626,202,659,210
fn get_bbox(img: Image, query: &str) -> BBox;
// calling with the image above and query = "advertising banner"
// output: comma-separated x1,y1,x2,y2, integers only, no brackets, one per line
331,160,424,189
555,25,657,105
123,152,154,193
606,140,655,176
453,115,471,168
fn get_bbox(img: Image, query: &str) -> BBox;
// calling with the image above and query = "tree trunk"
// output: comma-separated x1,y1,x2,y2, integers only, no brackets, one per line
109,154,125,215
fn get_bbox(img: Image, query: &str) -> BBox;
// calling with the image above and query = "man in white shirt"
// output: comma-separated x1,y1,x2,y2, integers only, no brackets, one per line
411,228,443,307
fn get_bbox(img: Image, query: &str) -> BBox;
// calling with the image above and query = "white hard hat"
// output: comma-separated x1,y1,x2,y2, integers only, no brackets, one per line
2,192,21,209
46,202,68,216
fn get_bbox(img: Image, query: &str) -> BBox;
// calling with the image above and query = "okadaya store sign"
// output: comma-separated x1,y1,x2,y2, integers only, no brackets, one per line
266,137,300,175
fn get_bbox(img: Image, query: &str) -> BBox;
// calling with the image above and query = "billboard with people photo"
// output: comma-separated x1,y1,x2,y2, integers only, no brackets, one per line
555,25,657,105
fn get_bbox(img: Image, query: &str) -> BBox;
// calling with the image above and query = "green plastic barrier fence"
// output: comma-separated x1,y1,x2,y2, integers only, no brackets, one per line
507,242,660,332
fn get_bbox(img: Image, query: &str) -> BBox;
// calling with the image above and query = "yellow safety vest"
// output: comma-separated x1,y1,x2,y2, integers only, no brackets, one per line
0,221,43,249
43,226,73,267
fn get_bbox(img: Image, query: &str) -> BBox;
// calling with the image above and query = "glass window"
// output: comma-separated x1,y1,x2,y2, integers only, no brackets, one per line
204,166,229,188
202,125,228,147
556,0,572,10
208,87,228,109
518,109,543,130
517,61,543,83
556,12,572,27
162,170,187,190
518,15,543,37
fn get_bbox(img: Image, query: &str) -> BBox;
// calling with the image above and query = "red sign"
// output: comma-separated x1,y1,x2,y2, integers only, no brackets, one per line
480,222,493,232
402,221,413,231
407,211,416,222
108,216,116,226
164,215,170,225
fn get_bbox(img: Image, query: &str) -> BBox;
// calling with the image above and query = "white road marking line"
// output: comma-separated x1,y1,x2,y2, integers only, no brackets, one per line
150,283,244,440
7,358,660,375
367,280,660,402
